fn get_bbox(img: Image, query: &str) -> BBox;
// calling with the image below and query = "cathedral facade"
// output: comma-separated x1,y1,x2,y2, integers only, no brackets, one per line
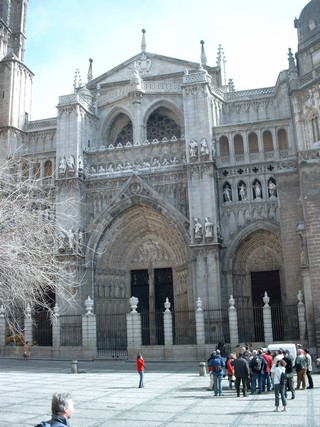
1,0,320,358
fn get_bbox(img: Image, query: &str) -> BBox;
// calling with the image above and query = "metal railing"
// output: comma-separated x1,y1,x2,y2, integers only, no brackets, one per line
60,315,82,346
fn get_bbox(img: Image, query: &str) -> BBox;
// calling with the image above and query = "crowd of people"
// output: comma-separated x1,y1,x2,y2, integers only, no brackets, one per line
207,343,314,411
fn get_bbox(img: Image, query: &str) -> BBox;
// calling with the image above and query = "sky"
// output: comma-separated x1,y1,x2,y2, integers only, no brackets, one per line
24,0,308,120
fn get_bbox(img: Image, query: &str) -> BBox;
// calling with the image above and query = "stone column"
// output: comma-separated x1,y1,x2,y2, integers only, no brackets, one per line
163,298,173,345
228,295,239,348
297,290,306,341
24,304,32,344
127,296,142,359
0,305,6,350
262,292,273,343
195,298,206,360
52,304,61,357
82,296,97,358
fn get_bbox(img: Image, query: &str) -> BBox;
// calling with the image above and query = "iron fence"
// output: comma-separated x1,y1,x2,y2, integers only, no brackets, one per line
96,313,127,358
60,315,82,346
172,310,196,345
32,312,52,346
203,308,230,344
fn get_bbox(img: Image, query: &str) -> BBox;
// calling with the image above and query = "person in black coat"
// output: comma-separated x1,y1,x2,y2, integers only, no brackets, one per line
232,353,249,397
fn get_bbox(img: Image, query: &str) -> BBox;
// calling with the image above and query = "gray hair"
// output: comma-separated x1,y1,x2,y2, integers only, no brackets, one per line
51,392,73,415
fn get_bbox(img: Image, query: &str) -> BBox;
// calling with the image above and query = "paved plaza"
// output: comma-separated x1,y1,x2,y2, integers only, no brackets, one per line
0,357,319,427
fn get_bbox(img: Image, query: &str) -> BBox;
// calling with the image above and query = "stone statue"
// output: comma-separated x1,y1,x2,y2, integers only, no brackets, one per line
268,181,277,197
193,218,203,239
239,183,247,201
58,157,66,176
253,182,262,198
189,139,198,158
223,186,232,202
200,138,209,156
67,229,76,251
204,217,213,238
66,155,75,175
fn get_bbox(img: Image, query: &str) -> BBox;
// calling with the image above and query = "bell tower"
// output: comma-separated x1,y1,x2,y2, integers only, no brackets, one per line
0,0,33,146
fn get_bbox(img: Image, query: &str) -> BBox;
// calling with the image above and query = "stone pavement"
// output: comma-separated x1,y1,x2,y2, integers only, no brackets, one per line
1,358,319,427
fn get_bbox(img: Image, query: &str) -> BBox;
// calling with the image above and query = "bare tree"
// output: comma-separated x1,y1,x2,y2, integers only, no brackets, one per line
0,157,80,333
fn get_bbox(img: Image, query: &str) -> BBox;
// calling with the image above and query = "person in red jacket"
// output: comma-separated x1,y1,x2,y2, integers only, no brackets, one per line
136,354,145,388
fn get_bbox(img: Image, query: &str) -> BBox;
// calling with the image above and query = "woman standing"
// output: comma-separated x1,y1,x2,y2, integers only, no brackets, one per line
136,354,145,388
271,359,287,412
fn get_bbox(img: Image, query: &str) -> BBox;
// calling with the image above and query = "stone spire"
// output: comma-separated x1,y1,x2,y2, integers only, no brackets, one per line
200,40,207,67
216,44,227,85
87,58,94,82
141,29,147,53
73,68,83,92
287,47,298,90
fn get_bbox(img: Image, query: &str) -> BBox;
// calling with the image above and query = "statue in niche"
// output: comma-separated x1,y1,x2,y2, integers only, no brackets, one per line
78,230,83,254
58,157,66,176
193,218,203,239
67,228,76,251
204,217,213,238
125,162,132,170
66,155,75,176
98,165,106,173
107,164,114,172
116,162,124,171
78,156,83,174
223,185,232,202
268,180,277,197
239,183,247,201
200,138,209,156
253,181,262,199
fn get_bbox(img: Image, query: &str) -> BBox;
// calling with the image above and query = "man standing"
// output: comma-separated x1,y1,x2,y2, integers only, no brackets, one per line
283,350,295,399
250,349,266,394
305,349,314,389
35,392,74,427
262,349,272,392
208,349,225,396
295,349,308,390
232,353,249,397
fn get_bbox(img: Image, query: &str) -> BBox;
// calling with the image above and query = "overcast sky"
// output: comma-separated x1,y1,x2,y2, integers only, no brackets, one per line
24,0,308,120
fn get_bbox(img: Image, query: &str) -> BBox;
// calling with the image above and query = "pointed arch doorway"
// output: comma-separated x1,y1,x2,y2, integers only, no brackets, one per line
131,267,174,345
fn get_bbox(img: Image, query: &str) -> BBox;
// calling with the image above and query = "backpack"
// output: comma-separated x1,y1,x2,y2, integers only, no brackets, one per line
34,422,65,427
208,357,222,372
254,356,262,371
280,371,287,386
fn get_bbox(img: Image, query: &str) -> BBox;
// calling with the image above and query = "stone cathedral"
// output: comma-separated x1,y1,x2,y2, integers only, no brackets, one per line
1,0,320,358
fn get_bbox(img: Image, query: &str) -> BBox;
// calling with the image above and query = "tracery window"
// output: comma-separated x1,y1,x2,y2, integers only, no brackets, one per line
44,160,52,177
234,134,244,155
146,107,181,141
108,113,133,145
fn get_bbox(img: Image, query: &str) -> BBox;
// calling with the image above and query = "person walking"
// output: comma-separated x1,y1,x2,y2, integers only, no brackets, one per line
208,349,225,396
232,352,249,397
136,353,145,388
271,359,287,412
23,341,30,360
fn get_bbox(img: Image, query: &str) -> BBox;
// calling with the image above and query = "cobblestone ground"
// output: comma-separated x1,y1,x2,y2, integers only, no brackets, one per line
1,358,319,427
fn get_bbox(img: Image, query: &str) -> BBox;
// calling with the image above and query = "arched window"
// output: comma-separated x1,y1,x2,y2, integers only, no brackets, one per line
278,129,288,150
44,160,52,177
248,132,258,153
219,136,229,156
263,130,273,152
22,162,29,181
108,113,133,145
311,114,320,143
234,134,244,155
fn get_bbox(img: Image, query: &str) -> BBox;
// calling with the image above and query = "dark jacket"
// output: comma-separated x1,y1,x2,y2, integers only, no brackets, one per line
232,356,249,378
35,415,69,427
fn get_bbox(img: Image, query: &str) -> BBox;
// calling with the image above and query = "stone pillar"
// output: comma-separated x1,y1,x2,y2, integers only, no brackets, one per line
127,296,142,359
52,304,61,357
163,298,173,345
228,295,239,348
195,298,206,360
297,290,306,341
0,305,6,350
24,304,32,344
82,296,97,358
262,292,273,343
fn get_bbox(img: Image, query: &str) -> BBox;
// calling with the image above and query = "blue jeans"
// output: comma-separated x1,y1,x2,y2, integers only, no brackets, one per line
212,371,223,396
274,383,287,407
264,372,271,391
139,371,144,388
251,371,262,393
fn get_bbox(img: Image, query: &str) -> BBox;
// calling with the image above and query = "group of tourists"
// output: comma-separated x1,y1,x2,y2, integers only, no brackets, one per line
207,343,314,412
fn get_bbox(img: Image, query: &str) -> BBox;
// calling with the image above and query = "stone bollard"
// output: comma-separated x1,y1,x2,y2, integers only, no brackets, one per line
71,360,78,374
199,362,207,376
